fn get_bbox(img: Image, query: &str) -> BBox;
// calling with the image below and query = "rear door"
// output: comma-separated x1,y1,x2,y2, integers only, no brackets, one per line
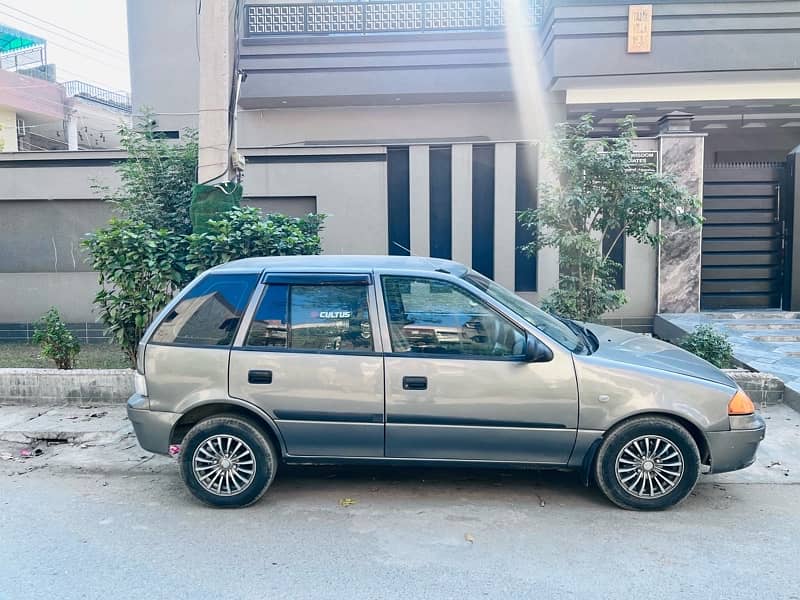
377,274,579,464
229,273,385,457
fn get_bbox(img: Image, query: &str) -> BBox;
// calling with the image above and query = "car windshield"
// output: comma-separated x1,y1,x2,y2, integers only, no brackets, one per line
462,271,586,353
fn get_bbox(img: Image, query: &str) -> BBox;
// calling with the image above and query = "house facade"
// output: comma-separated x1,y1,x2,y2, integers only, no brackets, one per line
1,0,799,336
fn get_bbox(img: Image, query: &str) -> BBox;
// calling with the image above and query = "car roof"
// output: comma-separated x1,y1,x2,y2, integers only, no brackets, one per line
210,255,469,276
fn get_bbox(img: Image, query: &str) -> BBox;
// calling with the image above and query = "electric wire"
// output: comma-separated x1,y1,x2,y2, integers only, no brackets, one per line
0,0,128,58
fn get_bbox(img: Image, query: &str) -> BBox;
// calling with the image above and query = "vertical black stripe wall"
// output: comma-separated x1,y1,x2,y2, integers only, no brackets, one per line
429,146,452,260
472,145,495,278
603,230,625,289
515,143,538,291
387,147,410,256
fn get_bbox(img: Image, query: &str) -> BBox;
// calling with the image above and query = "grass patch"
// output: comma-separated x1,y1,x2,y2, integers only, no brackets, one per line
0,342,131,369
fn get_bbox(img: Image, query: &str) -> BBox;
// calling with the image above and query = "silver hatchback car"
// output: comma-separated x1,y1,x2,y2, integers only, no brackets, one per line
128,256,765,510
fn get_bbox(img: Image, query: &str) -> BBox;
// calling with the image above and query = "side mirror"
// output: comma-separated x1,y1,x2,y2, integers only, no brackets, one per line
524,335,553,363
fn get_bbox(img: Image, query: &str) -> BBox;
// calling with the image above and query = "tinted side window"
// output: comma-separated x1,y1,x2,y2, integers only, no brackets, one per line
152,273,258,347
246,284,289,348
382,276,525,357
246,284,373,352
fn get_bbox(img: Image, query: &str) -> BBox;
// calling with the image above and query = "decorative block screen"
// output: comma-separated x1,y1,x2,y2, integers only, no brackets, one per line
246,0,543,37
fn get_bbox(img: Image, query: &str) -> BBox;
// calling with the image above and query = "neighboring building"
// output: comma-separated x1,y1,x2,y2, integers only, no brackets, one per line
0,24,130,152
0,25,131,340
1,0,800,335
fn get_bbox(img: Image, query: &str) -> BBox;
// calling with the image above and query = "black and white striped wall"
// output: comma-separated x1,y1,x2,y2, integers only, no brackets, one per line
386,142,545,294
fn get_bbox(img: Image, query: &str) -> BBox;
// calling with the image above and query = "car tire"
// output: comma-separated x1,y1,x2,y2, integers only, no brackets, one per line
179,415,277,508
594,416,701,511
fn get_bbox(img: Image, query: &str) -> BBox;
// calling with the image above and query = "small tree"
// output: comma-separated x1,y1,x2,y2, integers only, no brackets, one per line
32,308,80,369
519,115,701,322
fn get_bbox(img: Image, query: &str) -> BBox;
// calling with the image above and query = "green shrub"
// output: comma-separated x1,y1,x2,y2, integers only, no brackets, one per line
679,324,734,368
187,206,325,272
32,308,80,369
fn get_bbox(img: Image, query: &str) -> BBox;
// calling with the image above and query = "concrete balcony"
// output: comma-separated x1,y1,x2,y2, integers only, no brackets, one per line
542,1,800,99
238,0,543,108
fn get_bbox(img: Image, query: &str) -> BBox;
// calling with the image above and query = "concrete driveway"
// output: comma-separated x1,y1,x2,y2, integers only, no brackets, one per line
0,404,798,600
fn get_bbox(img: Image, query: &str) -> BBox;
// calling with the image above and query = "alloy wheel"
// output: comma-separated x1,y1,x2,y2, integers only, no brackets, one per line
614,435,684,499
192,434,256,497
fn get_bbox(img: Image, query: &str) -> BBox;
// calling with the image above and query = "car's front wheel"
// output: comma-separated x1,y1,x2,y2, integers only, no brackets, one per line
179,415,277,508
594,416,701,510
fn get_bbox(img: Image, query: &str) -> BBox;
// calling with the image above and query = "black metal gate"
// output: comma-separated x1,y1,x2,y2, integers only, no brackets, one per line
701,164,787,309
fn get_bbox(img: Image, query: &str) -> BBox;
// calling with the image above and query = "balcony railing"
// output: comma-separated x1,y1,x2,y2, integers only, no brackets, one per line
62,80,132,113
245,0,543,37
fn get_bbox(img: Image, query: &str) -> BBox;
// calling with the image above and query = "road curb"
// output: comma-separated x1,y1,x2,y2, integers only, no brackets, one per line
0,368,133,406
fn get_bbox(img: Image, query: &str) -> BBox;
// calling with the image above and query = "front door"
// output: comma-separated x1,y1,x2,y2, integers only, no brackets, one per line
229,274,384,457
377,275,579,464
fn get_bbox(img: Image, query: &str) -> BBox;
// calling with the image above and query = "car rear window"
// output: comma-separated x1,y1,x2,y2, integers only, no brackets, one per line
151,273,258,347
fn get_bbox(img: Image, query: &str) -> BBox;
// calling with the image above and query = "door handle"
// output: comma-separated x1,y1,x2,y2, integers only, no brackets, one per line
402,376,427,390
248,370,273,385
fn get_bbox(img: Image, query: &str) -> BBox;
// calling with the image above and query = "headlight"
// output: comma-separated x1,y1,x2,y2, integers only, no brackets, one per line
728,389,755,416
134,372,149,397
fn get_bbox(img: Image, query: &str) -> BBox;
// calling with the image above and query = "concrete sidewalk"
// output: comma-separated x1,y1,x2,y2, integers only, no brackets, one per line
0,403,173,477
1,401,798,485
0,404,129,445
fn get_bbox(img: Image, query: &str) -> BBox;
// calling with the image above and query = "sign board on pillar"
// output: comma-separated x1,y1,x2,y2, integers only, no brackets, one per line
630,150,658,172
627,5,653,53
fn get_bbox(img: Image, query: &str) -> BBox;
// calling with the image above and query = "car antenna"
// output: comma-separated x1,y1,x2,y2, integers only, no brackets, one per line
392,241,415,256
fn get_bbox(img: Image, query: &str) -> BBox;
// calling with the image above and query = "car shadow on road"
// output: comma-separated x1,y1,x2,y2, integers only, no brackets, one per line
264,463,611,509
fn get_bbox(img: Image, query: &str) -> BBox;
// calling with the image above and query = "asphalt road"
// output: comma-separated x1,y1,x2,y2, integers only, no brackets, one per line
1,459,798,600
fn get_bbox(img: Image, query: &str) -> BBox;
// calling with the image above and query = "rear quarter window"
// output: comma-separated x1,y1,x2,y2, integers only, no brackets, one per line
151,273,259,347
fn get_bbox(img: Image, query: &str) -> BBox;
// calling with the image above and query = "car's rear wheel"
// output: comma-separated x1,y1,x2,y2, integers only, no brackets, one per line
179,415,277,508
594,416,701,510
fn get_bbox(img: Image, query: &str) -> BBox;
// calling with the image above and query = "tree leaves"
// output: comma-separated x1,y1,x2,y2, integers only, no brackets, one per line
186,207,326,273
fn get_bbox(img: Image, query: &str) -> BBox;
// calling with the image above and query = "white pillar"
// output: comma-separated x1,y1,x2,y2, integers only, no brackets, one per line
66,111,78,151
493,143,516,289
197,0,233,183
409,145,430,257
451,144,473,266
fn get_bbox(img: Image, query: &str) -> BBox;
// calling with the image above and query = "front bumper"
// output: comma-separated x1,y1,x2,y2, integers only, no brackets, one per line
127,394,181,455
706,413,766,474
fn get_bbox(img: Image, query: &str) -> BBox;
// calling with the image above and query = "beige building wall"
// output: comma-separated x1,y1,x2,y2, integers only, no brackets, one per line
238,102,525,147
0,152,122,323
240,148,388,256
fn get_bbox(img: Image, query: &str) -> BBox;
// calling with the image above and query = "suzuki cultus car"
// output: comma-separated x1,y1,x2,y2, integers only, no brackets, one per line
128,256,765,510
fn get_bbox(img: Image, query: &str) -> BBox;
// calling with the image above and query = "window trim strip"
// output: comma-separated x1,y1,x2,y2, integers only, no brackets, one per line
262,273,372,285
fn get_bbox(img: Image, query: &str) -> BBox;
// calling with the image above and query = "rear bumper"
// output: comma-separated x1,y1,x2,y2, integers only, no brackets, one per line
706,413,766,474
127,394,181,455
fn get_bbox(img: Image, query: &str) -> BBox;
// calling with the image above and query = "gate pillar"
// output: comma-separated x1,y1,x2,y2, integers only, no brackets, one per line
656,111,706,313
